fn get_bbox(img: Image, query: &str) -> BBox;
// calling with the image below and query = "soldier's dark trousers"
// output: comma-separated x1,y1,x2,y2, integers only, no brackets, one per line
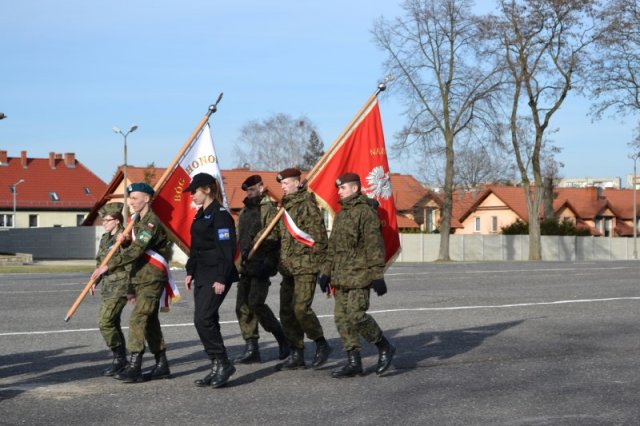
194,280,231,360
127,281,166,354
99,294,128,349
236,274,281,340
334,287,383,351
280,273,324,349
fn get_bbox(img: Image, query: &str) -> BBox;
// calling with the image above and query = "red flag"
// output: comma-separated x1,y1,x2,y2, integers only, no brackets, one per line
308,99,400,264
152,123,227,251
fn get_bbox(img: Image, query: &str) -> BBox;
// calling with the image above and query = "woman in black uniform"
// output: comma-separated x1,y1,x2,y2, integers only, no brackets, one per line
184,173,239,388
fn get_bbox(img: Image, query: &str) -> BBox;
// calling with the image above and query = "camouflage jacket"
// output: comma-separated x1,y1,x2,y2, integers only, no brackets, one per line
107,209,171,287
95,226,130,286
322,193,385,288
237,195,279,275
272,188,328,276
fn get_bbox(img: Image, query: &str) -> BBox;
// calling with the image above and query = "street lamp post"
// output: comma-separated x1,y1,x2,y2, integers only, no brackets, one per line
112,125,138,222
632,152,640,260
12,179,24,228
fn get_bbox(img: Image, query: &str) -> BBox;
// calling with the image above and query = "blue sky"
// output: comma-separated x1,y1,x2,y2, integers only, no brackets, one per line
1,0,637,186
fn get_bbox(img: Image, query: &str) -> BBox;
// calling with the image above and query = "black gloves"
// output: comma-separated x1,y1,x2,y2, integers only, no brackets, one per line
316,274,330,293
370,279,387,296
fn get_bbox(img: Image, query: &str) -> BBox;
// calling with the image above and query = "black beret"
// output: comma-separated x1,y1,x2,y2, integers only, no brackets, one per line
276,168,302,183
184,173,216,193
335,172,361,187
127,182,154,196
242,174,263,191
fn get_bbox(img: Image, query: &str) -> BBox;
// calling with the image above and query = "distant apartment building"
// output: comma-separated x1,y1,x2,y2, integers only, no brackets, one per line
557,177,622,189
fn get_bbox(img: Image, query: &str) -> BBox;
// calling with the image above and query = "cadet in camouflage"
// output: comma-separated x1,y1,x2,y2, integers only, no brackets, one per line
90,182,172,383
268,168,332,371
94,202,129,377
234,174,290,364
318,172,396,378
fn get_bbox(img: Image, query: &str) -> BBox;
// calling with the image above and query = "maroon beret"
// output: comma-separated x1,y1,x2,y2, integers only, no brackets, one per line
335,172,361,187
276,168,302,183
241,174,263,191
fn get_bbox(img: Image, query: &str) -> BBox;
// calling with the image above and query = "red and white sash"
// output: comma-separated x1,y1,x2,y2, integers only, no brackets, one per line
283,209,315,247
131,219,181,312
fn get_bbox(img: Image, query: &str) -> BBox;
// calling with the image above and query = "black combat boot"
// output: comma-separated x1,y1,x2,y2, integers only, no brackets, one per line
233,338,261,364
331,350,363,379
102,346,127,377
375,336,396,376
210,355,236,388
311,337,332,368
194,359,217,387
142,349,171,380
273,327,291,360
114,352,144,383
275,347,305,371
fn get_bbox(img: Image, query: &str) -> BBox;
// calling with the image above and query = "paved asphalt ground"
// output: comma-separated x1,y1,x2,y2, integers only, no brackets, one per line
1,261,639,425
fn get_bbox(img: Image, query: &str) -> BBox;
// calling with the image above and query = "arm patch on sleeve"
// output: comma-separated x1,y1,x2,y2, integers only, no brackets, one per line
218,228,231,241
137,229,153,244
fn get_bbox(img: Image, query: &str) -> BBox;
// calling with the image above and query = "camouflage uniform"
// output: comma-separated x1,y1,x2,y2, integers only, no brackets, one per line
323,193,386,351
271,188,328,349
236,195,281,340
96,225,129,349
107,209,172,355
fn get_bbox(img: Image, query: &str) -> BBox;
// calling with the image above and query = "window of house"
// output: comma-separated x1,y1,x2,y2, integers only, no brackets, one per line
474,217,481,232
83,187,92,195
49,192,60,201
76,214,86,226
604,217,611,237
491,216,498,233
0,214,14,227
29,214,38,228
595,217,602,233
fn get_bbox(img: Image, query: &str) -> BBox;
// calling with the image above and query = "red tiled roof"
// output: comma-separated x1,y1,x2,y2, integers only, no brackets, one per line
593,188,638,219
0,152,106,210
391,173,430,210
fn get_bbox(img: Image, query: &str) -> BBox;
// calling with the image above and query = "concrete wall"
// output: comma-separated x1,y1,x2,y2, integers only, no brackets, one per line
397,234,640,262
1,227,638,262
0,210,89,228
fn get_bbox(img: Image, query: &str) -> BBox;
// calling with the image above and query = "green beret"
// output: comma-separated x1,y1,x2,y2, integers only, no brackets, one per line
99,202,124,217
128,182,154,196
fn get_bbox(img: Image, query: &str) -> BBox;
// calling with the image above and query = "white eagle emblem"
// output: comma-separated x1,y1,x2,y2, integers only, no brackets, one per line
364,166,392,200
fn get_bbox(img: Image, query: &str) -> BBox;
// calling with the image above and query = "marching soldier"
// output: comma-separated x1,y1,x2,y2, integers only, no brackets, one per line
91,182,173,383
234,174,290,363
94,202,129,377
317,172,396,377
270,168,332,370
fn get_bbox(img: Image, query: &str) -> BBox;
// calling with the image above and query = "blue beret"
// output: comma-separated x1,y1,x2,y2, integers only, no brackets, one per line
127,182,154,196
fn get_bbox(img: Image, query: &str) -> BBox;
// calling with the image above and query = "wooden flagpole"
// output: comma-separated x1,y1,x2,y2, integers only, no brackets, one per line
64,94,224,322
246,83,386,260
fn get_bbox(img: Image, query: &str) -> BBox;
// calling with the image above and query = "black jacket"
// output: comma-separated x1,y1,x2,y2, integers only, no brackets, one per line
186,202,239,285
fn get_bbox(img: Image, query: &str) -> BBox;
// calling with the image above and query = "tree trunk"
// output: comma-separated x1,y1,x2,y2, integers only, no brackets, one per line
438,130,455,261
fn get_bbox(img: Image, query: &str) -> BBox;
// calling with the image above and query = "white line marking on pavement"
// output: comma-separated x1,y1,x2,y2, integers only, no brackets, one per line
385,267,635,276
1,296,639,337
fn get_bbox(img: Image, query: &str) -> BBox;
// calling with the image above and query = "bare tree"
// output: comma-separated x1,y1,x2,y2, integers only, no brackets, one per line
373,0,501,261
481,0,598,260
234,114,320,171
590,0,640,119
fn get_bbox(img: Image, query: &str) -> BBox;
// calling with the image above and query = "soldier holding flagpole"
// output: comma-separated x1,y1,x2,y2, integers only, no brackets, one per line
90,182,174,384
269,167,332,371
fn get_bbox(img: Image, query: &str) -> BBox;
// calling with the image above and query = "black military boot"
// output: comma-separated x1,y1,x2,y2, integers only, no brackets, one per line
194,359,217,387
114,352,144,383
102,346,127,377
210,355,236,388
331,350,363,379
375,336,396,376
273,327,291,360
142,350,171,380
275,347,305,371
311,337,332,368
233,338,261,364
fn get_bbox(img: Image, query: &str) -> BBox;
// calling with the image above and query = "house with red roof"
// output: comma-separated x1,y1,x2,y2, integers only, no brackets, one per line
0,150,107,228
453,185,639,237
